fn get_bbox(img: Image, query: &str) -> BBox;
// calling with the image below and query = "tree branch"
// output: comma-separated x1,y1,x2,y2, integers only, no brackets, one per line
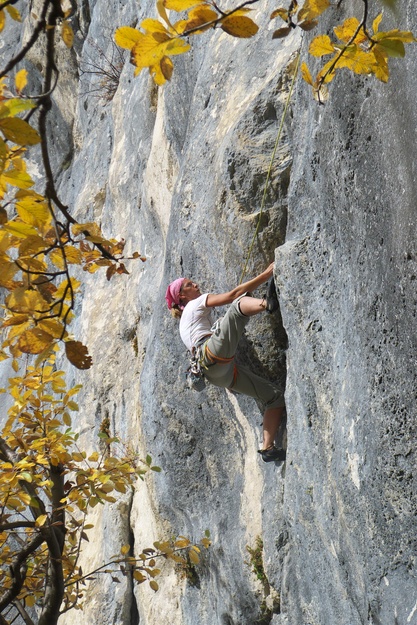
12,599,36,625
0,0,50,80
0,522,36,531
0,534,44,611
0,0,19,10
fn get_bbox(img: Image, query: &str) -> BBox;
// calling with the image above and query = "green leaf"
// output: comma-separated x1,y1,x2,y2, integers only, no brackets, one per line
0,98,36,119
377,38,405,57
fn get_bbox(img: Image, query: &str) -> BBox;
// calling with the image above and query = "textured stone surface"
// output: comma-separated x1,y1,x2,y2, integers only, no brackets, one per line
273,2,417,623
1,0,417,624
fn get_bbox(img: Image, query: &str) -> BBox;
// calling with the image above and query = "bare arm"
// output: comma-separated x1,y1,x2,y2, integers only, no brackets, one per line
206,263,274,308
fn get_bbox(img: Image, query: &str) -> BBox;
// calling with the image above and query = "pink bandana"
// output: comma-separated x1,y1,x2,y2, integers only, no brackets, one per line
165,278,185,310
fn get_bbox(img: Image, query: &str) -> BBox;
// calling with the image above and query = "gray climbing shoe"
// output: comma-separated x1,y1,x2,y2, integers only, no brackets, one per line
258,446,286,463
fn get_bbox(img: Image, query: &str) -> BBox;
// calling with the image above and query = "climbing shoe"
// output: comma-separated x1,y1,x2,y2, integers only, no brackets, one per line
257,446,286,463
265,279,279,313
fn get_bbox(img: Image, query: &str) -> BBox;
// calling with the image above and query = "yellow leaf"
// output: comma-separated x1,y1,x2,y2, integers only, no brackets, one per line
63,245,82,264
133,570,146,582
301,61,313,85
25,595,36,608
65,340,93,370
121,544,130,554
7,320,31,340
35,514,48,527
37,318,64,339
316,55,338,83
372,12,383,34
141,18,170,35
7,287,49,313
298,0,329,21
71,221,102,238
333,17,367,44
0,11,5,34
149,580,159,591
150,56,174,85
309,34,335,57
188,548,200,564
372,46,389,82
270,8,289,21
16,198,51,227
49,248,65,269
5,5,21,21
18,328,54,354
4,221,38,238
0,262,18,288
2,168,34,190
164,0,206,11
1,313,28,327
0,98,35,118
220,15,259,38
18,234,49,258
0,118,40,146
55,278,80,301
114,26,143,50
61,20,74,48
337,47,375,75
156,0,172,27
131,35,190,73
176,5,218,34
373,29,416,43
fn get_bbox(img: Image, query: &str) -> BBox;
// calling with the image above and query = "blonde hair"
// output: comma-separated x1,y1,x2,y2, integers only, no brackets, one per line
170,304,182,319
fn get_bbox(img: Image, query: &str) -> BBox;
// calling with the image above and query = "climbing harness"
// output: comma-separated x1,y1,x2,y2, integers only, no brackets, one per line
186,344,206,392
186,319,236,391
240,51,301,283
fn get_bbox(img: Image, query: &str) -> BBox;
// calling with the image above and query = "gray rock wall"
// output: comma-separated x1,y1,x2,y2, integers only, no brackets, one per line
274,2,417,623
1,0,416,624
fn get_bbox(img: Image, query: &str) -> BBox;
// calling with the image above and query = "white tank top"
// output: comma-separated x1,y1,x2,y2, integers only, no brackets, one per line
179,293,213,351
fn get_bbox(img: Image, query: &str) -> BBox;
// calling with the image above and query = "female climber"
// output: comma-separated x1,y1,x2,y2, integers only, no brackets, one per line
165,263,286,463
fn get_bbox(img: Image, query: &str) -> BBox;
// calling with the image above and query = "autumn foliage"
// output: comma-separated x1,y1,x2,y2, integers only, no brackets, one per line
0,3,208,625
115,0,415,102
0,0,414,623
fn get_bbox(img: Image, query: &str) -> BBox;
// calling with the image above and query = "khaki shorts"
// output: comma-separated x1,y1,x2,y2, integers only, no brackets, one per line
201,295,284,409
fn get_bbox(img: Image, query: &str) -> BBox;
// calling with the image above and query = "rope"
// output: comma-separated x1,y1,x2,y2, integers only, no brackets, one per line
239,50,301,283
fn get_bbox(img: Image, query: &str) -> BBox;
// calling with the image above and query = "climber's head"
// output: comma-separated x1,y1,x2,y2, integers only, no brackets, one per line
179,279,201,304
165,278,201,318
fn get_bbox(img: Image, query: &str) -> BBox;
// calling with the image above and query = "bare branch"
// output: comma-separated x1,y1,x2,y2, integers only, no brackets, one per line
12,600,36,625
0,522,36,531
0,0,50,80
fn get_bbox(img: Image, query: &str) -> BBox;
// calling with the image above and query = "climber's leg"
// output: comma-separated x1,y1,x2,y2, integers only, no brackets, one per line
262,406,284,450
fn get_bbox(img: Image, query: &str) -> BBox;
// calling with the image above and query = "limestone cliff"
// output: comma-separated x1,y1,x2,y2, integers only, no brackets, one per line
2,0,417,624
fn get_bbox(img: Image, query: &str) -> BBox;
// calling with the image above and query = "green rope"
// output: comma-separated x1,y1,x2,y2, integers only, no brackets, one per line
239,50,301,283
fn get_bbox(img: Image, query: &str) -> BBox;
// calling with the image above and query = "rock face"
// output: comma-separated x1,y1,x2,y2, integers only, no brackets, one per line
2,0,417,624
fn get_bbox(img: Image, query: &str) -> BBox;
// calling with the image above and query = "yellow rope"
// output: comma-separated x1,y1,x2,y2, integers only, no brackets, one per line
240,50,301,283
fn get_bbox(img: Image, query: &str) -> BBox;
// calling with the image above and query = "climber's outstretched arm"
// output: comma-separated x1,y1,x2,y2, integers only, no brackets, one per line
206,262,274,308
